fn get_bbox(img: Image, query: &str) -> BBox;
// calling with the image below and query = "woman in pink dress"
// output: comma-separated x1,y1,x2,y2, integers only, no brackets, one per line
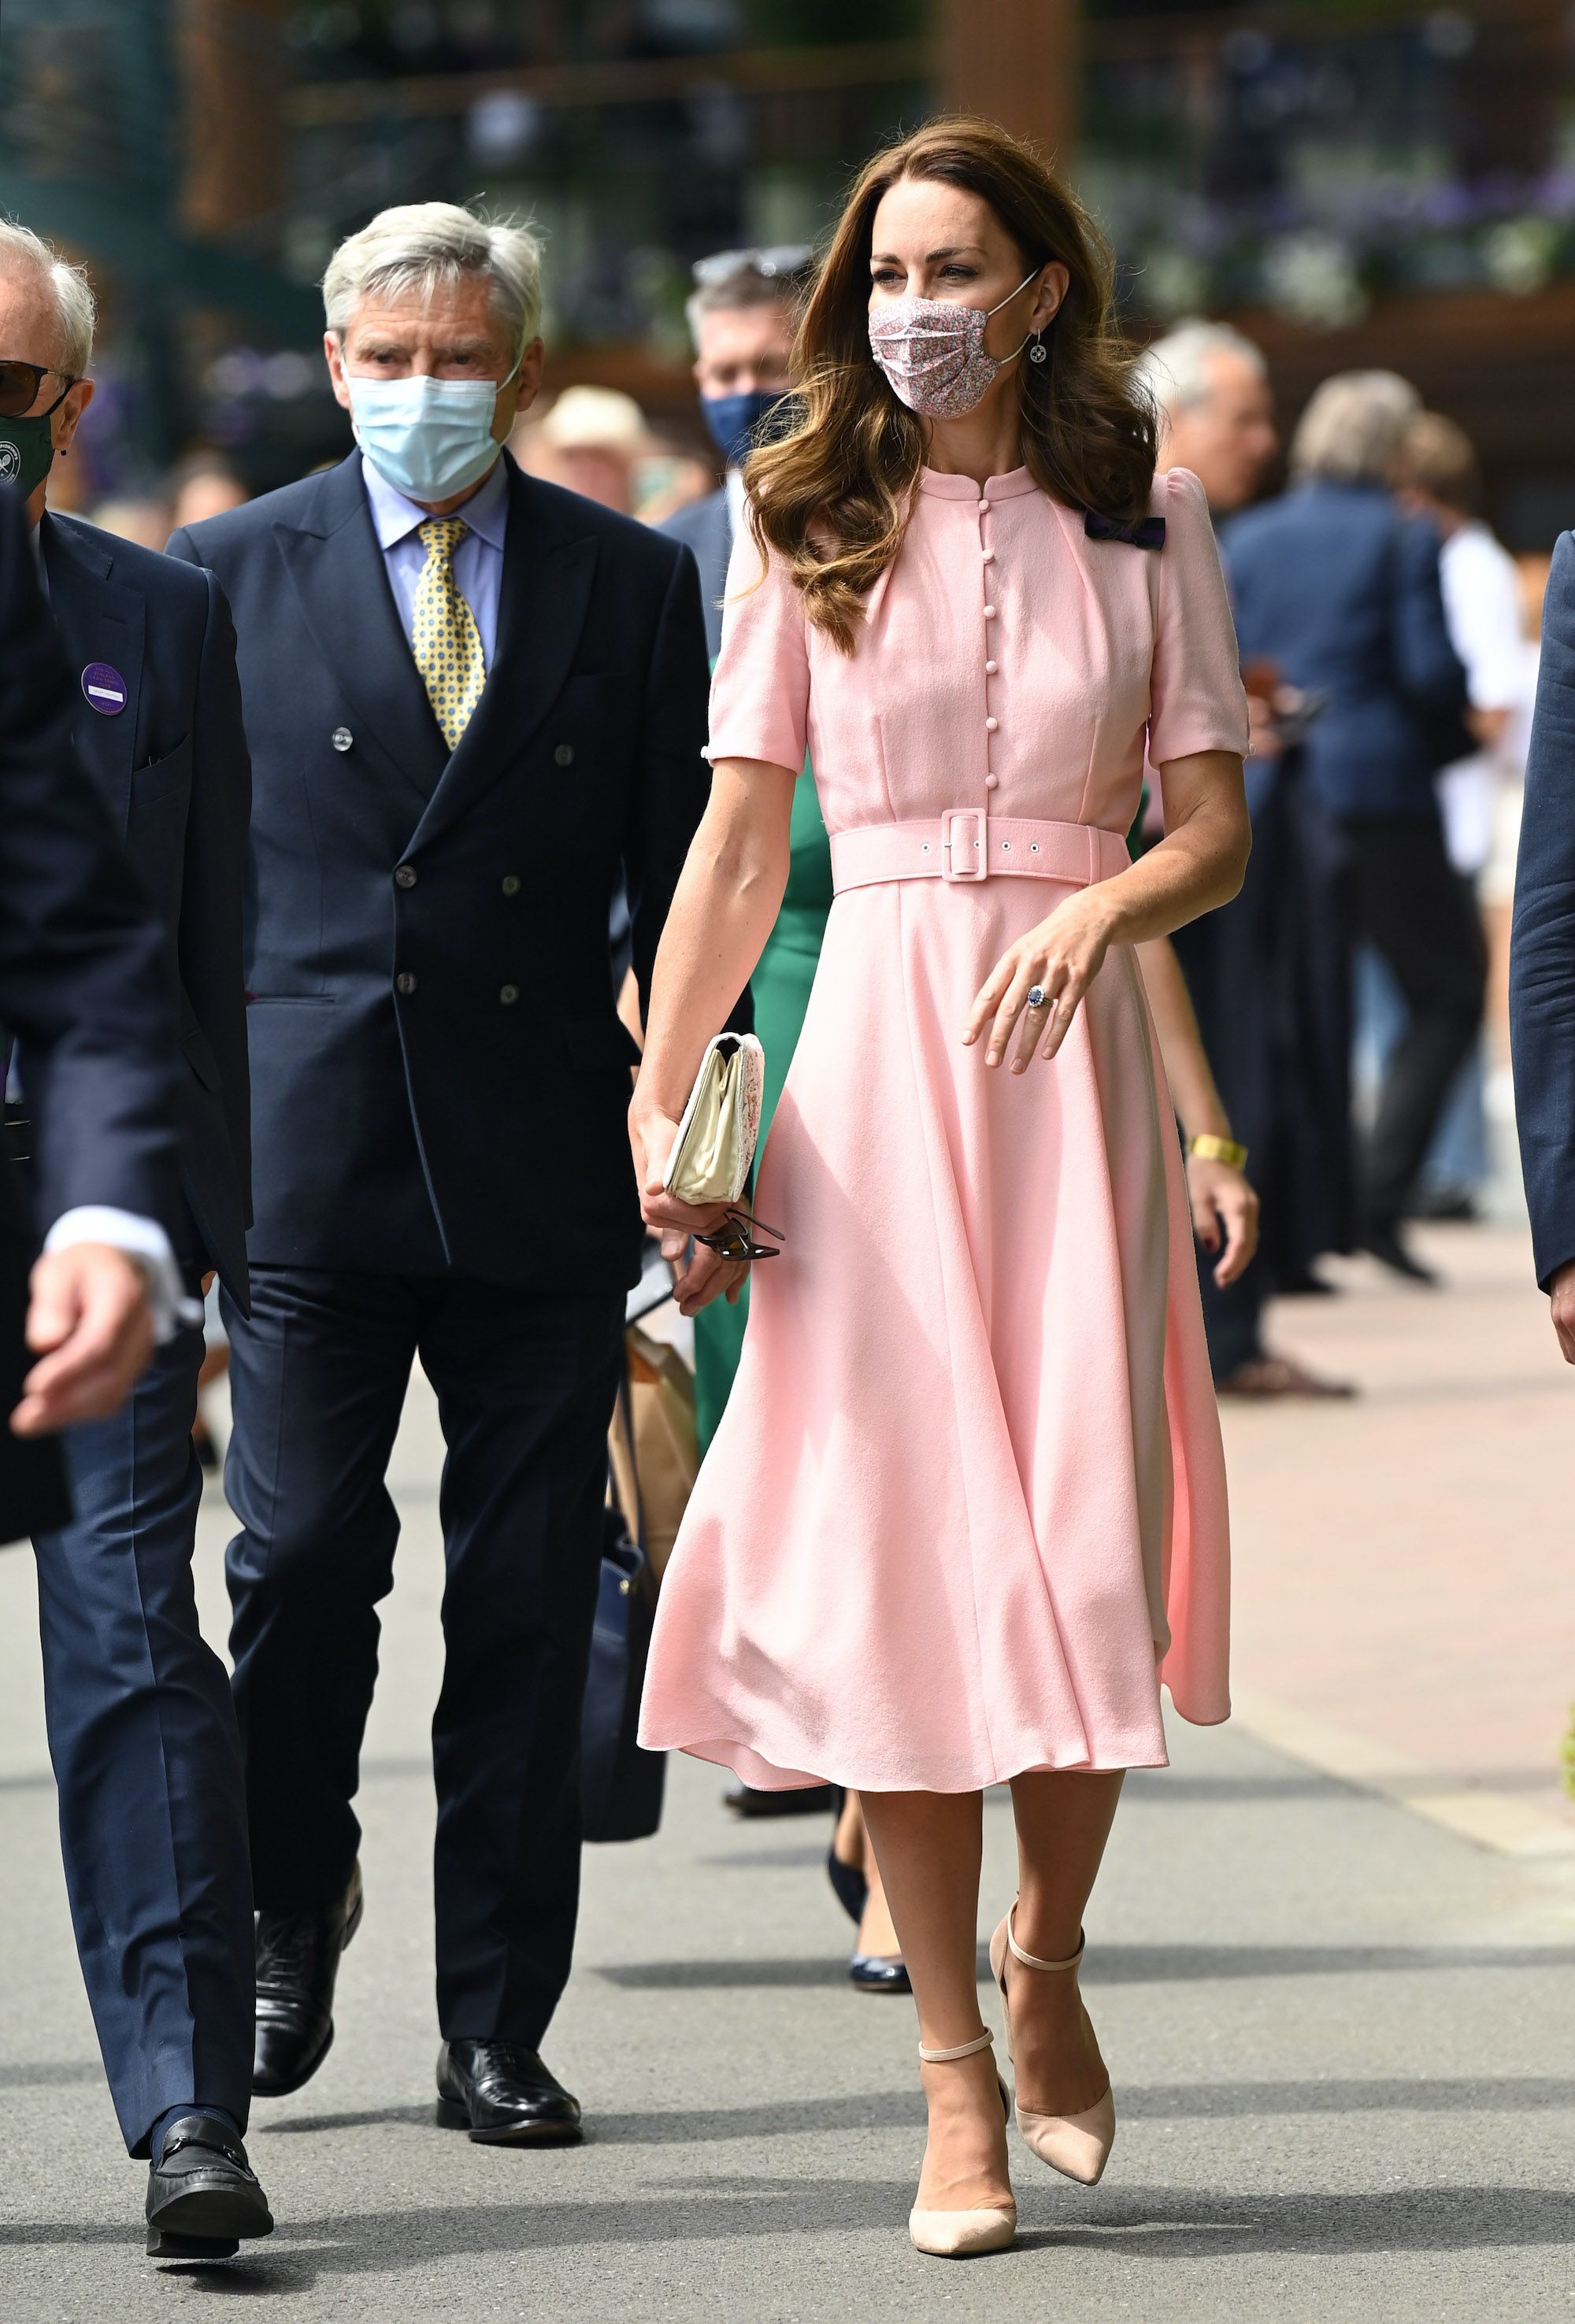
632,120,1250,2259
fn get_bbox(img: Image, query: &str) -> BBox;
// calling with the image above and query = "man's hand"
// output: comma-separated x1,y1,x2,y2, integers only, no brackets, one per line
1550,1258,1575,1365
10,1243,155,1437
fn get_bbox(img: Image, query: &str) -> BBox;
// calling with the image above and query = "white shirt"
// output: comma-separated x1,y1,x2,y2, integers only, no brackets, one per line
1440,521,1524,718
360,452,509,667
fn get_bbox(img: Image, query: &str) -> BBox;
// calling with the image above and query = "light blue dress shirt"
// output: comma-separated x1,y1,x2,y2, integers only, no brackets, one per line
360,450,509,668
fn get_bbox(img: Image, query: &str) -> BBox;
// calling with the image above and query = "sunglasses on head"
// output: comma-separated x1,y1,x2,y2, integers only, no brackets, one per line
691,245,813,288
0,357,80,419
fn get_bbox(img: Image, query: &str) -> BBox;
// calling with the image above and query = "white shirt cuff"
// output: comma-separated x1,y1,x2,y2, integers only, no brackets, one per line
43,1208,204,1342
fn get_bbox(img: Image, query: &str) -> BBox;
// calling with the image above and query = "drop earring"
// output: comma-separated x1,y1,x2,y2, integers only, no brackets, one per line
1028,331,1047,365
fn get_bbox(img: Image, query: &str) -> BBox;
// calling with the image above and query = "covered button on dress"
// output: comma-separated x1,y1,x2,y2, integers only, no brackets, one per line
639,464,1251,1793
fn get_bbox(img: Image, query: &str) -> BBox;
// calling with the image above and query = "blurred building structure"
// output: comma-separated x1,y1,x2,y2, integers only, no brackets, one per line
1,2,1573,536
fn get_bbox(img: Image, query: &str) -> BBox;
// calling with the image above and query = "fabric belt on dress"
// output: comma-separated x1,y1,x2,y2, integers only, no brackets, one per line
829,811,1129,896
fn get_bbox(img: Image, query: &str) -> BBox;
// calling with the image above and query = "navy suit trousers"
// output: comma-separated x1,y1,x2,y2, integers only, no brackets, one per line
33,1290,254,2156
223,1267,625,2046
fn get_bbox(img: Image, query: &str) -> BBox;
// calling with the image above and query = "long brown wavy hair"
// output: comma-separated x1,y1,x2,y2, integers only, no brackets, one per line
743,117,1156,653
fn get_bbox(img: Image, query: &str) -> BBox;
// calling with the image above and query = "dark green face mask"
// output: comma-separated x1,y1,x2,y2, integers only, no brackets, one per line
0,411,57,499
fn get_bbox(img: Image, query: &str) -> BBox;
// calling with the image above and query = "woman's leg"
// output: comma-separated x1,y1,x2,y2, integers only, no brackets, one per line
859,1790,1010,2212
835,1792,902,1959
1002,1770,1125,2115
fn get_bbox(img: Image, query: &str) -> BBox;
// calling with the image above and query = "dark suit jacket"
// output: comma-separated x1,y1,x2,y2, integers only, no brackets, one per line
168,450,715,1293
660,487,732,661
0,487,180,1538
1223,479,1467,822
1510,529,1575,1290
39,513,251,1301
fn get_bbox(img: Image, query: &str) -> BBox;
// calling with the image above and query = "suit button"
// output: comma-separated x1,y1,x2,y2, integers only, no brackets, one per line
501,874,521,896
499,984,520,1006
395,864,417,889
395,971,417,995
553,742,574,767
332,726,353,753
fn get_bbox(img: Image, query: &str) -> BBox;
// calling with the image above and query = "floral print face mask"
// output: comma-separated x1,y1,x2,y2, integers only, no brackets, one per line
867,270,1042,419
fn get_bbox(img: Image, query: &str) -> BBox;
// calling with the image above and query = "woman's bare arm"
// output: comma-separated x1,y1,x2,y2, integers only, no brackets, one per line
629,755,796,1312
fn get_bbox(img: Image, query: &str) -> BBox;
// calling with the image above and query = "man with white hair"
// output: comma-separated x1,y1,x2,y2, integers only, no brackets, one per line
1136,321,1354,1397
168,202,713,2143
1225,371,1475,1283
0,223,270,2255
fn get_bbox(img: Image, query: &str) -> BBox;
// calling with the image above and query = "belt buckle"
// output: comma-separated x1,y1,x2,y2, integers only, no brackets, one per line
941,806,987,882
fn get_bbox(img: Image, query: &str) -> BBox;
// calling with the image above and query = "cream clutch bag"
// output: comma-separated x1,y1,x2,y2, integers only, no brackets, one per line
662,1032,765,1206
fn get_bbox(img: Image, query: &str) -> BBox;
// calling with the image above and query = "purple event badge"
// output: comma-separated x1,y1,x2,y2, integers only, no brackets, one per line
81,662,128,716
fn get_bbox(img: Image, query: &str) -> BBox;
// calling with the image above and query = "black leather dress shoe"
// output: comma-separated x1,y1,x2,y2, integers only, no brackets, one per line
253,1862,363,2097
145,2117,273,2259
436,2041,583,2145
1361,1223,1440,1286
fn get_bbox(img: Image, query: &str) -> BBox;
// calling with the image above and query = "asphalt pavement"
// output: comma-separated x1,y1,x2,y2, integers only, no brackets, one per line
2,1255,1574,2322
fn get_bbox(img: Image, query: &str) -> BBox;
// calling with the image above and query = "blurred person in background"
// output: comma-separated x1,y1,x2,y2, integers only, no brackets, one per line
84,491,172,551
663,245,808,659
1510,520,1575,1364
0,225,269,2256
1225,372,1475,1286
169,202,715,2148
169,450,250,534
516,382,650,513
1141,320,1354,1397
1390,410,1525,1220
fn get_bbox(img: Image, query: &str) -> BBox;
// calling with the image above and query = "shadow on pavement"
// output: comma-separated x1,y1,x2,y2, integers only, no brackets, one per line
596,1941,1575,1989
7,2179,1575,2281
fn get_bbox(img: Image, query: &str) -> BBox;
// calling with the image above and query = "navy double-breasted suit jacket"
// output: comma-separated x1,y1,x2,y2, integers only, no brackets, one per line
39,511,251,1301
1510,530,1575,1291
168,450,715,1294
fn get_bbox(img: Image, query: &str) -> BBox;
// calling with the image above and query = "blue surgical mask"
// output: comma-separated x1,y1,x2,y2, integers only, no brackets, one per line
346,372,507,501
701,387,784,472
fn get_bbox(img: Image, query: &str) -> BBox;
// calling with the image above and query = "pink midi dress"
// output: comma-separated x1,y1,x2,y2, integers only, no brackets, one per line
639,464,1251,1792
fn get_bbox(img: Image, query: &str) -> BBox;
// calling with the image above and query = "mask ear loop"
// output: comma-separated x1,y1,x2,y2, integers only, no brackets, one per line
988,267,1051,368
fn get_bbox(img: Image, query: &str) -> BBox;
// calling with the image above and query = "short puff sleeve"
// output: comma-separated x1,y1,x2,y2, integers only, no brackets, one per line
1147,466,1250,766
705,522,810,775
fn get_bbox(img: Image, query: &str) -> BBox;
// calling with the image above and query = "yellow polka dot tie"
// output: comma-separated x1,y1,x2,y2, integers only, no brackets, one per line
411,517,487,749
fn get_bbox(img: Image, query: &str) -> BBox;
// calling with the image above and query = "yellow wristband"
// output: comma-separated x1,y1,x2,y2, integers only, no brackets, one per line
1189,1134,1248,1171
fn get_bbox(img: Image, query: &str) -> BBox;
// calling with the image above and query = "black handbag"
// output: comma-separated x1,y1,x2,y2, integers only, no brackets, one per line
580,1373,666,1844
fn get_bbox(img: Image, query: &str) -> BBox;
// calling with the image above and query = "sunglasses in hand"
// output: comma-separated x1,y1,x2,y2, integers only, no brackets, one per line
693,1205,784,1265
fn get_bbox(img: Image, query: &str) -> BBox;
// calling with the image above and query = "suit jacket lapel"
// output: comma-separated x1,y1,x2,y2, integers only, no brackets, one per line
409,461,598,853
39,513,146,832
273,456,447,805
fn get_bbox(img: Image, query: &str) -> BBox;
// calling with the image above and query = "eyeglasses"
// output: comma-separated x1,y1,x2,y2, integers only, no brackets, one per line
693,1205,784,1265
691,245,813,288
0,357,80,419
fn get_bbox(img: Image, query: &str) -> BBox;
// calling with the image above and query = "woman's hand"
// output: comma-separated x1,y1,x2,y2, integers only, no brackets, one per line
629,1101,750,1316
964,886,1118,1070
1187,1150,1260,1286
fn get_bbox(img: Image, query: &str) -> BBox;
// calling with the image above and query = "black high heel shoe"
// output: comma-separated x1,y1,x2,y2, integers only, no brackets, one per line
825,1784,868,1923
849,1951,913,1993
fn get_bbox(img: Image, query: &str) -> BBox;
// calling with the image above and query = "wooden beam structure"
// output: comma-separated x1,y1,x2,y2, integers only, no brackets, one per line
936,0,1079,161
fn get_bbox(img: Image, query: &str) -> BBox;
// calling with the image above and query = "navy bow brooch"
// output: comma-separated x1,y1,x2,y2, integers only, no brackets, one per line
1084,510,1166,550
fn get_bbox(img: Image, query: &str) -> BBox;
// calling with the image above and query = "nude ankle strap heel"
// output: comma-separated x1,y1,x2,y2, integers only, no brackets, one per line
988,1905,1116,2188
907,2029,1017,2259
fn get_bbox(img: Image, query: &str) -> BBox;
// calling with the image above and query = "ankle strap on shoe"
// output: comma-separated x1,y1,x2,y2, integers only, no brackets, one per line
1006,1904,1085,1975
918,2029,995,2064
